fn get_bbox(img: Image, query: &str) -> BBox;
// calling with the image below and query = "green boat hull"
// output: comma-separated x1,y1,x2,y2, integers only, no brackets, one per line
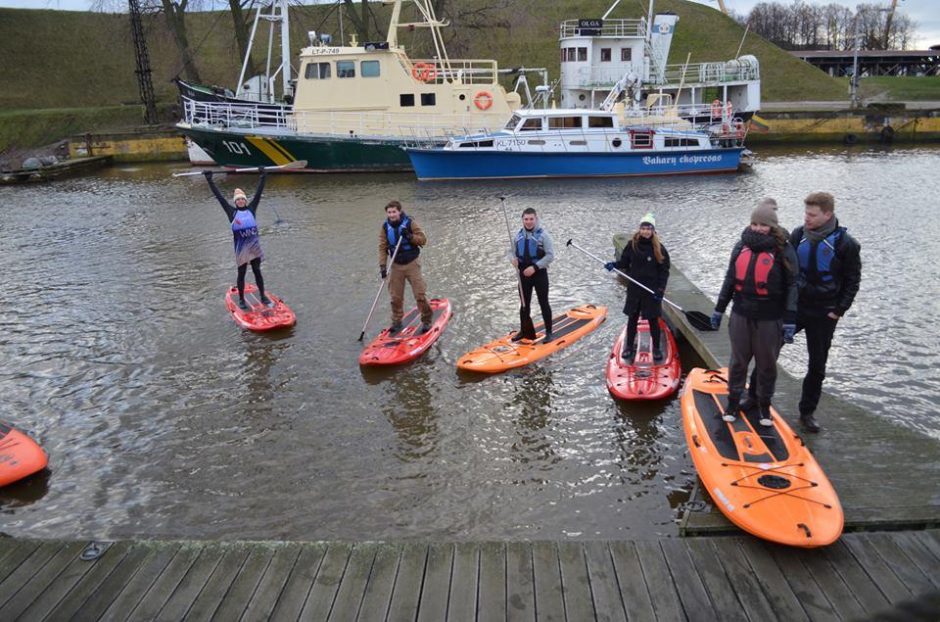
180,125,416,172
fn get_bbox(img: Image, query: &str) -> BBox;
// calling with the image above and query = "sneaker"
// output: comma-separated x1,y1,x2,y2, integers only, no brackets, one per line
542,331,554,344
418,322,431,335
652,347,664,362
237,298,249,311
800,413,821,433
260,295,273,307
722,398,739,423
389,321,403,333
758,404,774,427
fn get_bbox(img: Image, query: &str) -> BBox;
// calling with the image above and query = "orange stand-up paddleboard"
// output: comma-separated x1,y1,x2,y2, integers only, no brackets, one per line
0,422,48,487
681,368,843,547
457,304,606,374
606,318,681,400
225,283,296,332
359,298,452,366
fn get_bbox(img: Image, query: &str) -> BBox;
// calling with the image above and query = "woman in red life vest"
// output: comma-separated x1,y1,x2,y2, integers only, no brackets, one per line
710,202,798,426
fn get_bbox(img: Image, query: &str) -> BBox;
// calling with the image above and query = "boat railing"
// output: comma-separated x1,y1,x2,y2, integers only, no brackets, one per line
655,60,761,85
181,97,293,130
406,59,500,85
559,19,646,39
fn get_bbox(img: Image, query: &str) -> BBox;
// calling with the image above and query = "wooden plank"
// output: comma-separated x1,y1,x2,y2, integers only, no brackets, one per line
212,546,276,620
702,538,776,622
157,545,225,620
634,540,683,621
530,542,564,622
385,543,427,622
912,530,940,564
240,543,303,620
819,540,891,615
0,541,86,619
862,533,935,595
447,542,479,622
96,544,182,620
608,540,655,622
269,544,328,621
183,546,252,621
299,543,352,621
506,542,535,622
766,544,839,622
892,532,940,588
736,538,810,621
660,539,717,620
841,534,912,602
0,540,37,581
357,544,401,622
328,543,375,622
684,539,747,622
477,541,506,622
796,547,867,621
42,542,134,622
125,543,202,620
418,543,454,622
556,542,594,622
581,541,624,622
0,541,65,609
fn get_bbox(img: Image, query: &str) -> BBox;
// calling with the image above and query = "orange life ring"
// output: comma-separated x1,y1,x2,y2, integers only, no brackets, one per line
473,91,494,111
710,99,722,118
411,62,437,83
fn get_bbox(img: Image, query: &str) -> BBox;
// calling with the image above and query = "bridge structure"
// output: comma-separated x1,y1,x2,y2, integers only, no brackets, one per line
791,49,940,77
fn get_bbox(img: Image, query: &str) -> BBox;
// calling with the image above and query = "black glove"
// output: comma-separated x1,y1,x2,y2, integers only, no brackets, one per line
604,262,615,272
257,166,265,174
710,311,722,330
202,170,213,180
380,266,387,279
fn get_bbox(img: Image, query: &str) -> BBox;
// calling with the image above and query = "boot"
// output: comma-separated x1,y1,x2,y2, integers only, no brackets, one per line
652,347,664,362
237,297,249,311
511,331,527,342
621,345,636,362
739,390,757,413
418,322,431,335
758,404,774,427
800,412,821,433
542,330,554,344
260,294,273,307
722,397,740,422
389,321,403,334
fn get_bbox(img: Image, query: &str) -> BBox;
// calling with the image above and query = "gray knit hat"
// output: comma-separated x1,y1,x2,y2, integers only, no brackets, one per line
751,202,779,227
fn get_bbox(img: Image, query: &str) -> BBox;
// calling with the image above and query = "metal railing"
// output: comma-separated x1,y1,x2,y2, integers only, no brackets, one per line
559,19,646,39
404,58,500,85
656,60,761,85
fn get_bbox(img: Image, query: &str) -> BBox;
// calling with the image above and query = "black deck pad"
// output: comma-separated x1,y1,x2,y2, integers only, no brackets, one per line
692,390,739,461
716,394,790,463
529,312,590,340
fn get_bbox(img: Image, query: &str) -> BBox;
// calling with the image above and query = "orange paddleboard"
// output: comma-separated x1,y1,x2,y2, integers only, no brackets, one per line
681,368,843,547
0,422,48,487
457,304,606,374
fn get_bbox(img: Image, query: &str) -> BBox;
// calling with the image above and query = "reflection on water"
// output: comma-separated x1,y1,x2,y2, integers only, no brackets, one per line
0,144,937,540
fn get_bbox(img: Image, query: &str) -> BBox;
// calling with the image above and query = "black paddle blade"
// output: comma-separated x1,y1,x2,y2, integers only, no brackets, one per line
519,308,537,340
686,310,716,331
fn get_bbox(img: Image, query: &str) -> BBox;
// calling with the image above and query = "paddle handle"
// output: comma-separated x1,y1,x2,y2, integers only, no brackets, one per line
566,239,683,312
358,234,404,341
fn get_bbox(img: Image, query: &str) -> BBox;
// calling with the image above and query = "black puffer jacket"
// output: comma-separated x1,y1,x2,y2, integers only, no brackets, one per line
614,236,670,301
716,228,798,323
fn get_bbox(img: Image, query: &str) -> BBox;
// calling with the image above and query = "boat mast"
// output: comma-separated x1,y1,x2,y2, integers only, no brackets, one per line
279,0,291,99
386,0,403,47
236,0,291,102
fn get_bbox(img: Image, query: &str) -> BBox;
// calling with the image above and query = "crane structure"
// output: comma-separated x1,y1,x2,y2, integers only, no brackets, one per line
129,0,158,125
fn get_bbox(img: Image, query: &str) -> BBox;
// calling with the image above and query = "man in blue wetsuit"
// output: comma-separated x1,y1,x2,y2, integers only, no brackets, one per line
204,169,270,310
789,192,861,432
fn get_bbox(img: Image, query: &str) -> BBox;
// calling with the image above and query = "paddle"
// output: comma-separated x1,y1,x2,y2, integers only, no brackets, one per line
358,234,404,341
500,196,537,340
566,238,716,332
172,159,308,177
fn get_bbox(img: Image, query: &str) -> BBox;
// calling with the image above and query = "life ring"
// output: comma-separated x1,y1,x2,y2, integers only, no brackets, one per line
411,62,437,83
710,99,722,118
473,91,494,111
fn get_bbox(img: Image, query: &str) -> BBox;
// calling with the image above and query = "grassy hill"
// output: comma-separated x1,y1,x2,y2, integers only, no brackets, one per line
0,0,847,113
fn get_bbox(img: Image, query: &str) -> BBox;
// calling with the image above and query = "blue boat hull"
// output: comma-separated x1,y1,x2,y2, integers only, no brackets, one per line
406,147,744,180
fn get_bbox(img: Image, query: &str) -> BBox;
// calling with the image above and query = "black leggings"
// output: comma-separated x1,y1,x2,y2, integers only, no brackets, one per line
520,269,552,333
236,258,265,300
626,312,661,352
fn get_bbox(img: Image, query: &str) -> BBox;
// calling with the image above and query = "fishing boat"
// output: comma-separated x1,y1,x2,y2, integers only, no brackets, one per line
176,0,545,172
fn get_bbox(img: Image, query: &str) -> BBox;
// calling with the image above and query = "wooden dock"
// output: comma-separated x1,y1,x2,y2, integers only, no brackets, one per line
0,156,112,185
660,268,940,536
0,531,937,620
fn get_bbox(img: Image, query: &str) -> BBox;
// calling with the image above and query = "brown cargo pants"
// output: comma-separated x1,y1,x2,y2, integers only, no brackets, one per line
388,259,432,324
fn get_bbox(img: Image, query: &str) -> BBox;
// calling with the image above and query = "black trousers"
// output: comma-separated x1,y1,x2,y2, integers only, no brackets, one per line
520,269,552,333
797,313,839,416
624,293,662,352
236,257,265,300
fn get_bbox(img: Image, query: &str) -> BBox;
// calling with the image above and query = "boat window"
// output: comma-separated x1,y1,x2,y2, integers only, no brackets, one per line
548,116,582,129
458,140,494,148
337,60,356,78
578,47,588,62
587,116,614,128
621,48,632,62
527,140,546,145
569,140,587,146
664,137,701,147
361,60,380,77
505,114,522,130
520,118,543,131
631,131,654,149
421,93,436,106
601,48,611,62
304,62,331,79
400,94,415,107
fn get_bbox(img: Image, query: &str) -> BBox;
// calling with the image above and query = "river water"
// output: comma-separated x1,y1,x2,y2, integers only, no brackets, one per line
1,144,938,541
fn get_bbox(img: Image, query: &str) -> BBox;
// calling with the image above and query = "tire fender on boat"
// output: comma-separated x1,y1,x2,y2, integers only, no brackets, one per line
411,62,437,83
474,91,494,111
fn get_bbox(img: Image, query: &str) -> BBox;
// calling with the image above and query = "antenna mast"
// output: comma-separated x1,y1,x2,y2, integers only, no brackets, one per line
129,0,158,124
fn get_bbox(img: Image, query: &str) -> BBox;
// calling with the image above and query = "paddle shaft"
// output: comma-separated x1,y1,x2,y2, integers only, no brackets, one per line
500,197,528,308
358,234,404,341
172,160,307,177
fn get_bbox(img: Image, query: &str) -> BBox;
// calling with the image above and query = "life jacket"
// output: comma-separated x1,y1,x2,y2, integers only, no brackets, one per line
797,228,844,285
384,214,419,263
734,247,775,297
515,227,545,269
231,209,258,239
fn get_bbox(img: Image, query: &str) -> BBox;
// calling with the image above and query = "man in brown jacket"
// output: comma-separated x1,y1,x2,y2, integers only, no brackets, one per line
379,200,433,334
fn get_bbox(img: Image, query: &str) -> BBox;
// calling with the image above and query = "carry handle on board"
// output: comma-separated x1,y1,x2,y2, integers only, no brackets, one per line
566,238,715,332
172,160,307,177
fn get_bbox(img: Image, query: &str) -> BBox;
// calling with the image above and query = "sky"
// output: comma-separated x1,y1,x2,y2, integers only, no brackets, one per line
2,0,938,47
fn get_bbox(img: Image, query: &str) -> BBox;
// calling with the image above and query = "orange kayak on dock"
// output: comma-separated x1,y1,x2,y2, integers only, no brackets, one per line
680,368,843,547
0,422,48,487
606,318,681,400
457,304,606,374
